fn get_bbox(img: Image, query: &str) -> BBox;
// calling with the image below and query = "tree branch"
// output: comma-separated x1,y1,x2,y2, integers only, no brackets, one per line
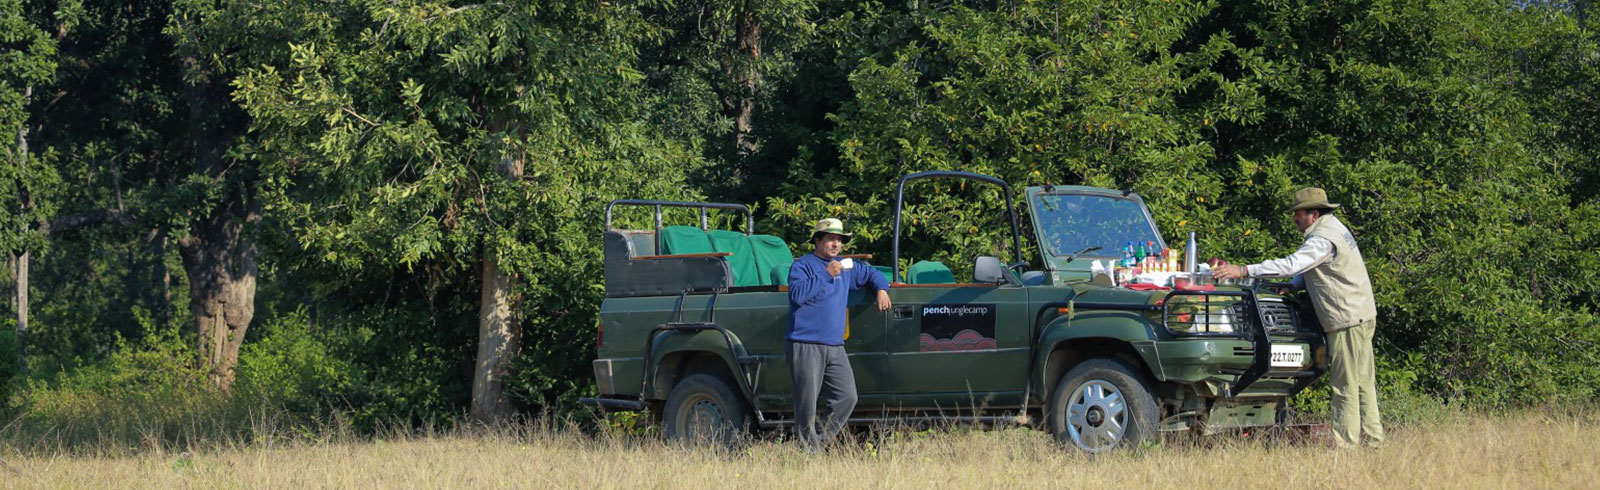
41,209,138,237
343,107,380,127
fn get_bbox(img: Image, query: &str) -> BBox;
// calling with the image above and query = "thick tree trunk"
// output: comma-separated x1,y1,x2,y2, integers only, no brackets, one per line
179,210,258,389
178,52,258,390
471,137,524,425
472,252,520,424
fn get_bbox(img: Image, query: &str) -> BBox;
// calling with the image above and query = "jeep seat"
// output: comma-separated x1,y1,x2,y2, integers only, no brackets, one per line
906,261,955,284
708,230,761,287
661,225,714,255
747,234,794,286
874,265,899,283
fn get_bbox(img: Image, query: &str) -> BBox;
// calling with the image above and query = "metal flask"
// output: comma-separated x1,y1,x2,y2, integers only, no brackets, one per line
1185,231,1198,274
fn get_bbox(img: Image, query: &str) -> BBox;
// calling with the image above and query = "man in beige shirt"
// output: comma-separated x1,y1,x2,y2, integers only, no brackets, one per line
1215,187,1383,448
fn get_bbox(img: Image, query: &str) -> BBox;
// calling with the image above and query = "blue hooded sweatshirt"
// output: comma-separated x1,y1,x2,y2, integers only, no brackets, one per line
786,253,891,345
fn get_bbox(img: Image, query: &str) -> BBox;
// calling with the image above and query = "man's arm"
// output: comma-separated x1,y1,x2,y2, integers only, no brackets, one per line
788,262,830,306
852,262,893,312
1245,237,1335,279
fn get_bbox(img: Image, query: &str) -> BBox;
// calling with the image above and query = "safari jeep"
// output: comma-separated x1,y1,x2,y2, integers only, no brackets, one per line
581,171,1325,452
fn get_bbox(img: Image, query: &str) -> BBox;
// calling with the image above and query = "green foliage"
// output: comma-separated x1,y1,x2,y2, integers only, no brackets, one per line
233,0,705,420
0,0,61,255
1,315,230,453
2,308,361,453
0,322,17,397
768,0,1600,406
232,308,358,417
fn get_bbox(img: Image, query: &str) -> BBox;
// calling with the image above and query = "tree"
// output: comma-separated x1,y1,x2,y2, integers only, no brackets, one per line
235,0,703,422
639,0,817,199
774,0,1600,403
1,0,62,374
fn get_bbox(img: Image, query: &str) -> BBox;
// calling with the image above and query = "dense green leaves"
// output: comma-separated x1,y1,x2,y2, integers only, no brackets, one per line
235,0,704,415
0,0,59,255
763,0,1599,404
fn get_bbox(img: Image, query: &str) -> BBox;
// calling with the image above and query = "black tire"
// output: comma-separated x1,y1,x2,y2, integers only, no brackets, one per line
662,372,753,446
1046,358,1160,453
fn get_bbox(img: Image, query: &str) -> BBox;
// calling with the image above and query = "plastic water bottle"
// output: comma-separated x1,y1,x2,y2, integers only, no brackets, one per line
1122,243,1135,267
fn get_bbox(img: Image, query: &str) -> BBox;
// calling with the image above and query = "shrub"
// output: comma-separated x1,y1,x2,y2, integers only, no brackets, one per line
232,308,359,418
1,316,233,454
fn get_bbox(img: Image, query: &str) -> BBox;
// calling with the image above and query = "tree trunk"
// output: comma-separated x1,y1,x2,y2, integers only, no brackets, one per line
156,229,172,327
471,136,524,424
178,52,258,390
13,85,31,374
11,251,25,374
179,210,258,389
472,251,520,424
732,4,762,160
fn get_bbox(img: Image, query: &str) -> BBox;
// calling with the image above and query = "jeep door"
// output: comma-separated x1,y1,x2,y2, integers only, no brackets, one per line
885,282,1030,407
754,285,896,412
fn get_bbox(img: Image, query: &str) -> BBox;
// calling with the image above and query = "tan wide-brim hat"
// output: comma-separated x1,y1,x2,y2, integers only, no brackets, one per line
810,218,853,243
1287,187,1342,213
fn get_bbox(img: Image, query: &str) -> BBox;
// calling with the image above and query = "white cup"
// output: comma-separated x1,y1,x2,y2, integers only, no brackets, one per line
839,258,855,270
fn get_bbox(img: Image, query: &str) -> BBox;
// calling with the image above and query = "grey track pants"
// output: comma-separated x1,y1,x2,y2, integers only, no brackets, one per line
787,341,858,450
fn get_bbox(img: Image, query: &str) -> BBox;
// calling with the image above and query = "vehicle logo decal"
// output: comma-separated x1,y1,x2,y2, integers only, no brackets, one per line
919,303,997,352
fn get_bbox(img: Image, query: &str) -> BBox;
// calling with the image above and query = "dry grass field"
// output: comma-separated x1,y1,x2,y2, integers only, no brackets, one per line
4,411,1596,489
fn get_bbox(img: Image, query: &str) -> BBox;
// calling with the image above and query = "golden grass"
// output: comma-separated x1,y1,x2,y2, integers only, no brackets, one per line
4,411,1596,489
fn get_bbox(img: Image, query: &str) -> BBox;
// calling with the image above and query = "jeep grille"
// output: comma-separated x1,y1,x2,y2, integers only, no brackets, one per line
1249,300,1300,334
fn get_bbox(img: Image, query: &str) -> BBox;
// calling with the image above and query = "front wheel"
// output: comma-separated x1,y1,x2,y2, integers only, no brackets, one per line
1047,358,1160,453
662,372,753,446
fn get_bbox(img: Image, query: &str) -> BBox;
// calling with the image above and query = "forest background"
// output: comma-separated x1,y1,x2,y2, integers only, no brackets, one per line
0,0,1596,450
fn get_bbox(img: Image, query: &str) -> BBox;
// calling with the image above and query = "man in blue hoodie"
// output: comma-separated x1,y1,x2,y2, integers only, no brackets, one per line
787,218,892,451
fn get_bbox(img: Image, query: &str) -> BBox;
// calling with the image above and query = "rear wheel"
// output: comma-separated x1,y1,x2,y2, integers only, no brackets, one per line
1047,358,1159,453
663,372,752,446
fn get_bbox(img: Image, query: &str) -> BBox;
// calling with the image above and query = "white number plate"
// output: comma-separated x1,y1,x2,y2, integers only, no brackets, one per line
1270,345,1306,368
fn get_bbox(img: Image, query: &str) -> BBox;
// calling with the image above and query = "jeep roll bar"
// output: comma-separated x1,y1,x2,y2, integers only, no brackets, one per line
605,199,754,254
891,171,1026,282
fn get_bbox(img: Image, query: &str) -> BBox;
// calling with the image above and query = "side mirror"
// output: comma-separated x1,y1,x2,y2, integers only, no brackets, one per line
974,256,1016,285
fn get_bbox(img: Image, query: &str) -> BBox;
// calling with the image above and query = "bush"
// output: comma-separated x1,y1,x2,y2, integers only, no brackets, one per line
0,323,18,400
1,316,233,454
0,309,368,455
232,308,359,418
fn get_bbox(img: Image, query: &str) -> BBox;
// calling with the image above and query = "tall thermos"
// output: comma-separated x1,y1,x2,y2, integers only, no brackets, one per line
1185,231,1198,274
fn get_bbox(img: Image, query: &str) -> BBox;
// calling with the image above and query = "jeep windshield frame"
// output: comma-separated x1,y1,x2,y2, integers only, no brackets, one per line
891,171,1025,282
1027,188,1165,265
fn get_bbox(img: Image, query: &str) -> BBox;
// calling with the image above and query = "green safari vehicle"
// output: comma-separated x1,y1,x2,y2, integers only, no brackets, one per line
581,171,1325,452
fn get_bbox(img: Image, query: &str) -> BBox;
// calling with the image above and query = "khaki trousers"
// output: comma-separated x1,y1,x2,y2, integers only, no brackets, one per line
1328,319,1384,448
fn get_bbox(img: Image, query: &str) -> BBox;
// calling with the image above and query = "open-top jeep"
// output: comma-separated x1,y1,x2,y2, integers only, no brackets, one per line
582,171,1325,452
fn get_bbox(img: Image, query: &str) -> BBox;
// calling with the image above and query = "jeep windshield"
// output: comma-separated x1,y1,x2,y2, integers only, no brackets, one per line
1032,192,1163,258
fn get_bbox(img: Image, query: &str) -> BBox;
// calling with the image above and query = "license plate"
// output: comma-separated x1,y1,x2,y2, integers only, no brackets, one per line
1270,345,1306,368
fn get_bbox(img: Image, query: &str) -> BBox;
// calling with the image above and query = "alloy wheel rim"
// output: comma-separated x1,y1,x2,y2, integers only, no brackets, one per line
1066,380,1127,452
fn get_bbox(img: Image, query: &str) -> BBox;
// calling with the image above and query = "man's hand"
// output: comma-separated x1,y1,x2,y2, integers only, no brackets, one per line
827,260,843,278
876,290,892,312
1214,263,1249,280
